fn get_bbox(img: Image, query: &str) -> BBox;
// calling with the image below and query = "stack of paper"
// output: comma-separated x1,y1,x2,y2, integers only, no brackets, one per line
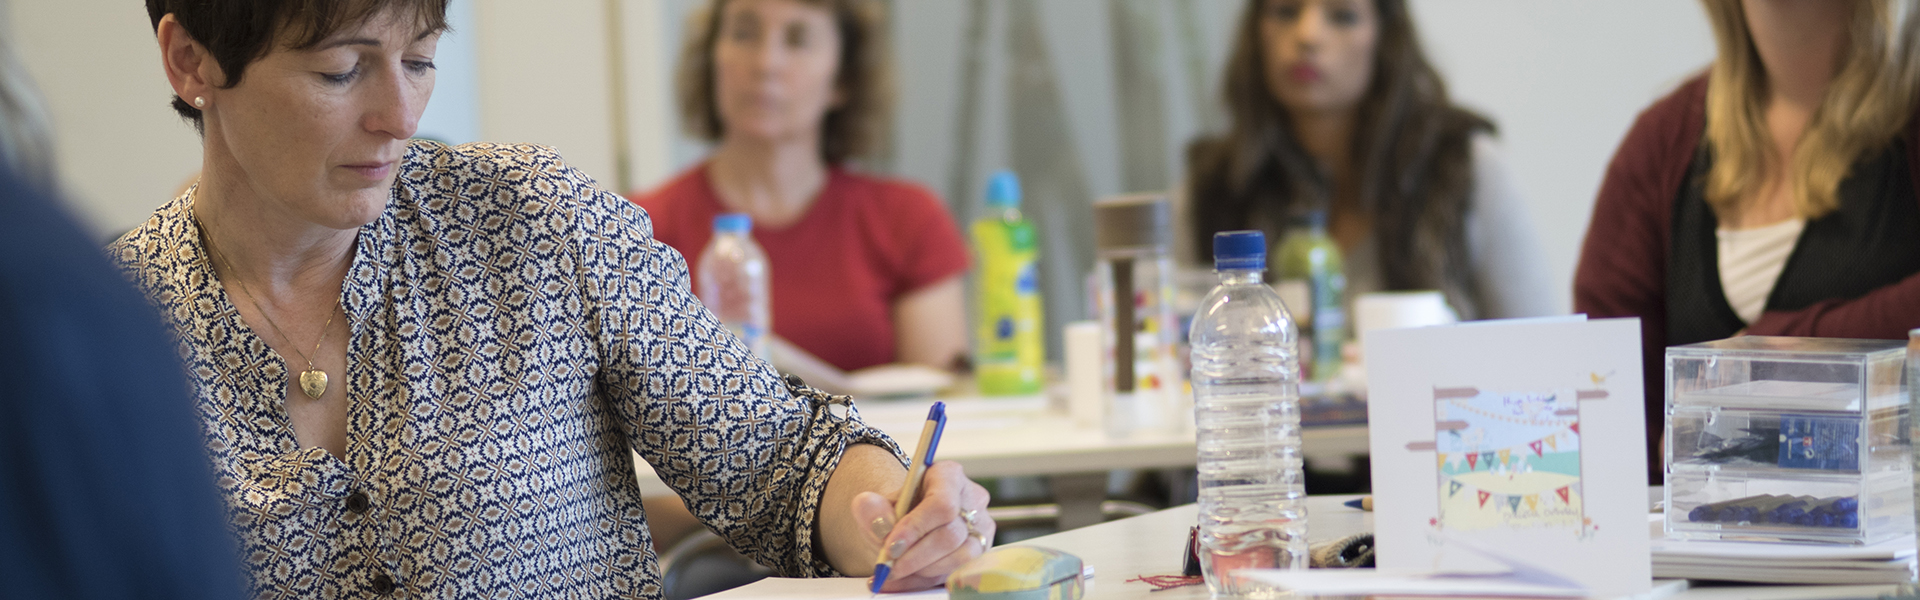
1650,534,1917,584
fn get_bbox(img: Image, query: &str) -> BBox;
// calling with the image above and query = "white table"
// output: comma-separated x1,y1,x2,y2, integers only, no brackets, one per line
632,393,1369,529
1008,495,1905,600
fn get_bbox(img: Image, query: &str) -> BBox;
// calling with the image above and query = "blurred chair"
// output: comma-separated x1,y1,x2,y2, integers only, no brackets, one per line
988,500,1157,543
658,531,772,600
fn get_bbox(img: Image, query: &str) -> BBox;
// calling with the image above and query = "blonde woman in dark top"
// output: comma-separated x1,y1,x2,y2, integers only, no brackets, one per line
1576,0,1920,480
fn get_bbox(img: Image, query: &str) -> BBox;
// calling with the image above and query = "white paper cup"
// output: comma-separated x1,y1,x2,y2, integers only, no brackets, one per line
1063,320,1105,429
1355,291,1458,339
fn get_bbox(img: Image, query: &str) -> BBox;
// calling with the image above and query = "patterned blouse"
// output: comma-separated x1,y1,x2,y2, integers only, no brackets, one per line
109,141,901,599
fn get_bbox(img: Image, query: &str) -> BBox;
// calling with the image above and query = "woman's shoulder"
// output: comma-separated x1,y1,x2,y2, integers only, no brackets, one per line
826,168,955,223
1617,72,1710,163
1583,71,1710,218
830,168,943,205
1181,135,1235,184
1464,132,1517,201
400,139,580,183
391,140,650,241
107,193,194,282
1467,132,1505,169
397,140,628,212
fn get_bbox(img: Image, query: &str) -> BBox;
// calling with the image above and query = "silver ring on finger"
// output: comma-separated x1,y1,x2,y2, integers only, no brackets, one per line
960,508,989,549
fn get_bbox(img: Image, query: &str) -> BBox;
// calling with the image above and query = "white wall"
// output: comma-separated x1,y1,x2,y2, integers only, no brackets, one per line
12,0,201,239
883,0,1715,314
7,0,679,238
415,0,481,146
13,0,1714,309
471,1,621,190
616,0,678,191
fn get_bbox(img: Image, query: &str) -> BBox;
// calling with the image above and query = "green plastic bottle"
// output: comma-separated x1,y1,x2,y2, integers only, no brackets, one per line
972,171,1045,395
1275,210,1346,384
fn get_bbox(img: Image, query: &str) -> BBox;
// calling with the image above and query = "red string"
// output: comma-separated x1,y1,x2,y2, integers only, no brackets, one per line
1126,574,1204,592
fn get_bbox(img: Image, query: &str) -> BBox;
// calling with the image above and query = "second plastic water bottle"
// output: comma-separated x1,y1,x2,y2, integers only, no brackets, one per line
696,213,771,360
1275,209,1346,384
1189,230,1307,597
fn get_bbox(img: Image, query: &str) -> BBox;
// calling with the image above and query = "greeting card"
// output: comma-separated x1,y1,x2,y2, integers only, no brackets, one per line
1365,317,1650,598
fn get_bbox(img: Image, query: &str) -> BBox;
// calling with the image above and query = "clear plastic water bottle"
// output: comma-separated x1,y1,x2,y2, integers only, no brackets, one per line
695,213,771,360
1189,230,1306,596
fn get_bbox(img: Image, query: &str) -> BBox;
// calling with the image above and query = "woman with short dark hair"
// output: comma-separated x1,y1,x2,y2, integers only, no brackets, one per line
115,0,993,596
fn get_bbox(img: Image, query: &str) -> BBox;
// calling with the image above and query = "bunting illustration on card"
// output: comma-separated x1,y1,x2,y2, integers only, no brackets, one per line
1411,381,1610,535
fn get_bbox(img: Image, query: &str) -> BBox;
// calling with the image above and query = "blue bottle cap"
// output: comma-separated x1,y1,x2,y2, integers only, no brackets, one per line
1213,230,1266,271
985,170,1021,209
714,213,752,233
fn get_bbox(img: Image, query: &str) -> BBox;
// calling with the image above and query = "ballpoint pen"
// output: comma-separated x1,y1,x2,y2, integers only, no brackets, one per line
871,401,948,594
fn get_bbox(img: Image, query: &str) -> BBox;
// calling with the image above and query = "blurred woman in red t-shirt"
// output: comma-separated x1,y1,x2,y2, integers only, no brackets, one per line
629,0,972,554
630,0,969,384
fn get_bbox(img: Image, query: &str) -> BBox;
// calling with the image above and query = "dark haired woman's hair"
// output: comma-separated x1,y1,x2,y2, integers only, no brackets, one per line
146,0,450,131
1186,0,1494,318
676,0,893,165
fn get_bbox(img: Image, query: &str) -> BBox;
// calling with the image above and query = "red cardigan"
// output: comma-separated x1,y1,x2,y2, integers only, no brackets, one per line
1573,74,1920,479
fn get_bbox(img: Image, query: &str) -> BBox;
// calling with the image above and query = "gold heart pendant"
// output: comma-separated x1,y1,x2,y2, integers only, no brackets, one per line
299,369,329,399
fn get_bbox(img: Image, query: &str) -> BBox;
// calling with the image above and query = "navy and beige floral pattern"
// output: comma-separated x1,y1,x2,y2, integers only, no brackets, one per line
109,141,901,599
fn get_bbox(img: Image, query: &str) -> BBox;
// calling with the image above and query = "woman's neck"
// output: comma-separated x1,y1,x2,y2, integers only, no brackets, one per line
1730,0,1849,228
1292,108,1357,196
707,135,830,229
1292,108,1370,251
1747,0,1848,121
191,171,357,301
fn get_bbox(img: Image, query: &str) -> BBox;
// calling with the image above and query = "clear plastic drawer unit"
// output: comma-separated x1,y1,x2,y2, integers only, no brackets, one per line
1664,337,1911,545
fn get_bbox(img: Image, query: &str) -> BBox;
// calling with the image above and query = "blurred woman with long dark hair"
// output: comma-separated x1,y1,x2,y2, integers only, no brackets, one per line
1181,0,1552,321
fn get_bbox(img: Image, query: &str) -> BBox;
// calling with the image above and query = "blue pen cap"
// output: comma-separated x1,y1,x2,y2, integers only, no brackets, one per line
924,402,947,466
713,213,752,233
1213,230,1266,271
985,170,1021,209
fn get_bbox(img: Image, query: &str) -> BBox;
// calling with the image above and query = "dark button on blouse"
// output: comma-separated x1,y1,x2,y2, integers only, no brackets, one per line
345,491,370,514
370,573,395,595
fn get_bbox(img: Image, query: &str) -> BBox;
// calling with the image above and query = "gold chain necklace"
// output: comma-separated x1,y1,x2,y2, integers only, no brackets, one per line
195,213,341,399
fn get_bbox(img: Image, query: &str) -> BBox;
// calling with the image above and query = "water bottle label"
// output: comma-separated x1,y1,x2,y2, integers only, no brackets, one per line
1016,262,1039,295
1314,307,1346,332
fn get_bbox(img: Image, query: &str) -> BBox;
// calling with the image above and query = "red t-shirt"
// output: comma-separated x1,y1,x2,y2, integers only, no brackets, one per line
631,164,970,372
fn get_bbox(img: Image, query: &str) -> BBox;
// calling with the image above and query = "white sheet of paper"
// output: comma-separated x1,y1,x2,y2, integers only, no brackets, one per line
1651,535,1919,561
696,578,947,599
1365,317,1652,598
1244,569,1586,598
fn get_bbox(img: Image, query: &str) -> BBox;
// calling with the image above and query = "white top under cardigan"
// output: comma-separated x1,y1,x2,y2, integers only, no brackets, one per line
1716,218,1806,324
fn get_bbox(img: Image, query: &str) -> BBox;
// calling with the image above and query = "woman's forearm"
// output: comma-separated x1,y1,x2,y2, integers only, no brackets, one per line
892,277,968,370
816,443,907,574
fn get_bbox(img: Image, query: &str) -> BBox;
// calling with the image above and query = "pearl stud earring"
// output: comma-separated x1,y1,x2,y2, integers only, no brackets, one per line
193,96,206,109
